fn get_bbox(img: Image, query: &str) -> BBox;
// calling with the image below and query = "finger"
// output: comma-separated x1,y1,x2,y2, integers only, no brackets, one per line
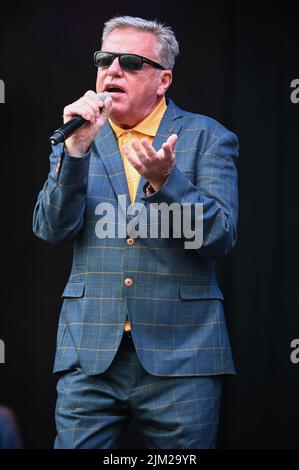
162,141,175,159
122,145,143,171
65,91,111,126
131,140,151,165
83,93,102,119
99,94,112,118
166,133,178,152
84,90,98,100
140,139,157,159
84,90,101,110
80,101,98,123
82,94,111,124
93,93,112,127
161,134,177,158
63,102,97,123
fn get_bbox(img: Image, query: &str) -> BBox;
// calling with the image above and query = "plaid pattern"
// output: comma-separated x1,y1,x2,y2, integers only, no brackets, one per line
54,333,221,449
33,99,239,376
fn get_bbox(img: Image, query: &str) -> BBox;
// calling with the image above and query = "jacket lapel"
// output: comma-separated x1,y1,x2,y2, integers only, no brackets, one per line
93,122,131,215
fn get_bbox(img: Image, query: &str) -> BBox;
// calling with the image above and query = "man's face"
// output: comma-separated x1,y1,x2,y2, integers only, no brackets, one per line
96,28,172,128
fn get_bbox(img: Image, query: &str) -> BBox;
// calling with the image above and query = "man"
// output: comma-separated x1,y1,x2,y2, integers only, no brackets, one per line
33,16,239,449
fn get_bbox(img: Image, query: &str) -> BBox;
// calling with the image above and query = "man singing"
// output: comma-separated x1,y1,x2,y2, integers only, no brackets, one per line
33,15,239,449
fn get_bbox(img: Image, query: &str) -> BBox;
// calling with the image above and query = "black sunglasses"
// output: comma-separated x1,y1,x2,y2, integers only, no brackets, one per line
94,51,165,71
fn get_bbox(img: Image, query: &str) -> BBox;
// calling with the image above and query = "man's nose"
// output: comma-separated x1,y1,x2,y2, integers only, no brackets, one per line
107,57,123,76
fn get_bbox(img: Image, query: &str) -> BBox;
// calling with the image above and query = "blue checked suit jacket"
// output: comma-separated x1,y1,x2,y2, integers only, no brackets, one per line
33,99,239,376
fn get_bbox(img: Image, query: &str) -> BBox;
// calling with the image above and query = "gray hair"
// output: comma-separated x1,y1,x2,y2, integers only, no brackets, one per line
101,16,179,70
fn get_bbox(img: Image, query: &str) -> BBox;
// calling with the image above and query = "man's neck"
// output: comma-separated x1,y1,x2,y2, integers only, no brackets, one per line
110,96,164,130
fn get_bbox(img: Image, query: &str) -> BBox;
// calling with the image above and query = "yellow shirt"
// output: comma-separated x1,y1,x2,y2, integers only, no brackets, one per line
109,97,167,332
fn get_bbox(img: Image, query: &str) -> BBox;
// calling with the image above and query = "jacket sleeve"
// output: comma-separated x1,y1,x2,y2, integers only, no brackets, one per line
32,144,91,244
140,130,239,259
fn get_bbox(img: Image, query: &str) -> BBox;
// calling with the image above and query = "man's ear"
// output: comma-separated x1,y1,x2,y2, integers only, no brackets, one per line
157,70,173,96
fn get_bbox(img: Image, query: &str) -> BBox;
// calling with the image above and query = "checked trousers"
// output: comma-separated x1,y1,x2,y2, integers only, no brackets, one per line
54,331,222,449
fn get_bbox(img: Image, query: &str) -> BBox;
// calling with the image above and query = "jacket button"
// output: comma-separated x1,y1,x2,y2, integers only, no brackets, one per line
124,277,134,287
126,237,136,246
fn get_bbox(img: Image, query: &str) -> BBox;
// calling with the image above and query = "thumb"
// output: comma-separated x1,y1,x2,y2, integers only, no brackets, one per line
96,95,113,128
167,133,178,152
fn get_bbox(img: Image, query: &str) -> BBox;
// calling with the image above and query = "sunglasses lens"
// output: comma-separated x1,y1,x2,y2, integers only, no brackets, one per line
120,55,143,70
94,52,144,70
95,52,114,67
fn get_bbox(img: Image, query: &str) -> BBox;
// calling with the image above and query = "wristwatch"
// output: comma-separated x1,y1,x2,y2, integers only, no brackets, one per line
145,183,157,196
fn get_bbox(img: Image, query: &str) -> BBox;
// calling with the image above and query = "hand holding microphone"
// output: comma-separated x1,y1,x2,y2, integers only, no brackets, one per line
50,90,112,157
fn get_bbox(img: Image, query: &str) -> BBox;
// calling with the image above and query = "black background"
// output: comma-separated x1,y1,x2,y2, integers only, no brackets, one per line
0,0,298,449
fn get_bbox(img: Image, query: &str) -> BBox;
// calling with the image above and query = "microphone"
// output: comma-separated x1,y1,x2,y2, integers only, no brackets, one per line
49,92,109,146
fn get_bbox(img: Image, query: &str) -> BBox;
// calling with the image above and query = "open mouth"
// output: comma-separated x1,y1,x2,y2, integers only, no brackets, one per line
105,86,125,94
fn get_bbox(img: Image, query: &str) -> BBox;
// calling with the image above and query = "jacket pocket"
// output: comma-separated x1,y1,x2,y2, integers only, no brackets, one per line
61,282,85,298
179,284,224,300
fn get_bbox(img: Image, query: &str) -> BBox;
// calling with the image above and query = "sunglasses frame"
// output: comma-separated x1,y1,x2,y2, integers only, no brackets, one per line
94,51,165,71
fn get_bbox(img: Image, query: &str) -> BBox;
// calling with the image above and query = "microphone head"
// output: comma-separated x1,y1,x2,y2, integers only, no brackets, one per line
97,92,110,101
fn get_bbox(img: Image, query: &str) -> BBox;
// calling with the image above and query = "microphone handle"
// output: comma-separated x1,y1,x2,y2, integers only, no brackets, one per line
50,115,86,146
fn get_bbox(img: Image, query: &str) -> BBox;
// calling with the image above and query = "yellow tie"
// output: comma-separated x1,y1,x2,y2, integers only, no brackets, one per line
119,131,143,203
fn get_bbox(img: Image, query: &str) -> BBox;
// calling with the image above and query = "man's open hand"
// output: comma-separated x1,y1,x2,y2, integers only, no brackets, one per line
122,134,178,190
